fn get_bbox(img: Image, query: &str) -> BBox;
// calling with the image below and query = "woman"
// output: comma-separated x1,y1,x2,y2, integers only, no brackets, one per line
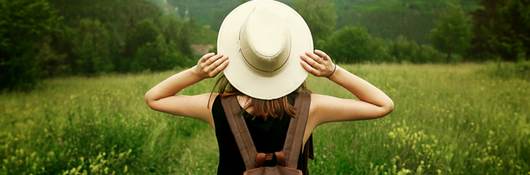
144,1,393,174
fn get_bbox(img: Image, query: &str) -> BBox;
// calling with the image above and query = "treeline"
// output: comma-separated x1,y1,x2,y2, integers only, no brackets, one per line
294,0,529,63
1,0,205,91
168,0,478,45
1,0,529,91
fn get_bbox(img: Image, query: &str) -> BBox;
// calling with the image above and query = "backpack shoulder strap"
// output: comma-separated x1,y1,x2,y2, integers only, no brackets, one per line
282,92,311,168
220,95,257,170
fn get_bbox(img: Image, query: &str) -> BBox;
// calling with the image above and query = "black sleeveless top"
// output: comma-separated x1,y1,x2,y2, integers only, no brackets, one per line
211,92,313,175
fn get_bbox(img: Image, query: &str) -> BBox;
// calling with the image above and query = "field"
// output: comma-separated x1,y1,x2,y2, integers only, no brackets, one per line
1,64,529,174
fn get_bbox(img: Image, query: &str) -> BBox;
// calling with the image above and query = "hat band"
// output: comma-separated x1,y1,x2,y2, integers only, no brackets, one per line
239,46,291,73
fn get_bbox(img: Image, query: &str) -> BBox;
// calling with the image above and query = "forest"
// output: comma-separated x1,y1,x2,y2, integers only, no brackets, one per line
1,0,529,91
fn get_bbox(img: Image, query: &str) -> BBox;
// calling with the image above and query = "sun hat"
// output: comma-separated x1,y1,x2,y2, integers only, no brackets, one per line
218,0,314,100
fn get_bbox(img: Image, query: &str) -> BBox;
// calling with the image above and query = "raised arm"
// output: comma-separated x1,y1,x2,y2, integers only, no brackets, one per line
300,50,394,125
144,53,229,126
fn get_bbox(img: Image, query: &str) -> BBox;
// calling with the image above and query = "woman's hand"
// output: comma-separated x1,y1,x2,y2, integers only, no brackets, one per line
192,53,229,79
300,50,337,78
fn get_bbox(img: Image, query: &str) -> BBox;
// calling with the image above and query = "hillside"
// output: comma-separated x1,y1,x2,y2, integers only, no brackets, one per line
160,0,478,44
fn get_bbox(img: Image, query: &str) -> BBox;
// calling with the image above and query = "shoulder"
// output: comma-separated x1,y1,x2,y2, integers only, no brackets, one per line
309,93,333,108
307,93,327,120
208,92,220,109
307,93,348,125
192,93,220,127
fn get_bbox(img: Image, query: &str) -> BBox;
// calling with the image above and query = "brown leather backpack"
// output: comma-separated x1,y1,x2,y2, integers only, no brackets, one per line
221,92,311,175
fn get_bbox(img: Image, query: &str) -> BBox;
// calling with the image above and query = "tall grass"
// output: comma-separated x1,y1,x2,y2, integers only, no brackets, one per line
1,64,528,174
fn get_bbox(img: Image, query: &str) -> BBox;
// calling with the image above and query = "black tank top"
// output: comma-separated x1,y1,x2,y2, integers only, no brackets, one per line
211,92,313,175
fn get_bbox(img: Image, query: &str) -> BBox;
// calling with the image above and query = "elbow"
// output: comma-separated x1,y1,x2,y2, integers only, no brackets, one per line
381,100,395,117
375,100,394,119
386,100,395,114
144,92,157,110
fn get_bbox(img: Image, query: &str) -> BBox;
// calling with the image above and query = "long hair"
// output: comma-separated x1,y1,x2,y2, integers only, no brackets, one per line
209,75,310,119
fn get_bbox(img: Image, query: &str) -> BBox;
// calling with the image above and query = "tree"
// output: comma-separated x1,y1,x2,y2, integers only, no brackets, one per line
0,0,62,91
157,15,193,56
292,0,337,47
131,35,182,71
471,0,530,61
430,5,472,62
323,26,389,63
70,19,113,75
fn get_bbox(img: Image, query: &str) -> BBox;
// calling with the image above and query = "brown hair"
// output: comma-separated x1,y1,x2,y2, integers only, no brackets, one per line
209,75,310,120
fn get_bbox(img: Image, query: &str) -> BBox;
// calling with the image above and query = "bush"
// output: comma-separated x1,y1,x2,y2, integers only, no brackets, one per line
323,26,390,63
389,36,445,63
430,4,472,62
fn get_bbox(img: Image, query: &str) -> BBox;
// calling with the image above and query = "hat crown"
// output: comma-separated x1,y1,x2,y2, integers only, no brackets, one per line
218,0,313,100
240,5,291,73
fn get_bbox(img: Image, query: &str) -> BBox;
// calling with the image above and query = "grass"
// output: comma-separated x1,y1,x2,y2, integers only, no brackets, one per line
0,63,529,174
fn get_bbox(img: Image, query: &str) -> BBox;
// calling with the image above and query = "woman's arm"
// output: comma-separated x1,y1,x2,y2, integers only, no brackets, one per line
300,50,394,125
144,53,229,126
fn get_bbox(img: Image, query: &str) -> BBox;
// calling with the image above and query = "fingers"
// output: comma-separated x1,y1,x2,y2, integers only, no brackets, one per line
305,51,324,64
207,55,228,72
300,55,326,76
301,54,326,70
314,50,331,61
210,59,229,77
203,54,224,66
195,53,229,78
300,59,319,75
300,50,334,77
200,53,216,63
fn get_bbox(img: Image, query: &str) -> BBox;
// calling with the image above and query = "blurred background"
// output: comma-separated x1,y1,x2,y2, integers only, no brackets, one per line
1,0,528,91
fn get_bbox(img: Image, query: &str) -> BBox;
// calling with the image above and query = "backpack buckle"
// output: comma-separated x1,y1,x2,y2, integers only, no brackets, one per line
255,151,286,167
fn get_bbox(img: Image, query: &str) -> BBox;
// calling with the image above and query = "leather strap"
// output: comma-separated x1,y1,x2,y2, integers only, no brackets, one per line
220,92,311,169
282,92,311,168
221,96,257,169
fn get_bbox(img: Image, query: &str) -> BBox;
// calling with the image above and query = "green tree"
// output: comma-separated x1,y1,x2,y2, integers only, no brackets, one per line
157,15,193,56
292,0,337,46
131,35,182,71
323,26,389,63
430,5,472,62
471,0,530,61
70,19,113,75
0,0,62,91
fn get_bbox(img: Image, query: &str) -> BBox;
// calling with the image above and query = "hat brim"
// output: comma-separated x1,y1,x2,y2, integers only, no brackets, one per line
218,0,313,100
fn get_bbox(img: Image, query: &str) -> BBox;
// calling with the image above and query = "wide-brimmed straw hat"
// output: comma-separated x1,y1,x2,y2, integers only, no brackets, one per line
218,0,313,100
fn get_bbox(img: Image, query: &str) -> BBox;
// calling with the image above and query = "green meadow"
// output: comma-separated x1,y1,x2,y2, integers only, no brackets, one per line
1,64,528,174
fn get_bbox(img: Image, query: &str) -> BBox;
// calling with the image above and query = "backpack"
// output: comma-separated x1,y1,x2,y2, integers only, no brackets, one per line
220,92,311,175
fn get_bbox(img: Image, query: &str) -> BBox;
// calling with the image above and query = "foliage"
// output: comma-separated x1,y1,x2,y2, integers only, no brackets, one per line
292,0,337,46
1,64,529,174
389,36,445,63
165,0,480,44
323,26,390,63
0,0,62,91
2,0,529,91
430,4,473,62
70,19,114,75
131,35,183,71
323,27,448,63
1,0,199,90
471,0,530,61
